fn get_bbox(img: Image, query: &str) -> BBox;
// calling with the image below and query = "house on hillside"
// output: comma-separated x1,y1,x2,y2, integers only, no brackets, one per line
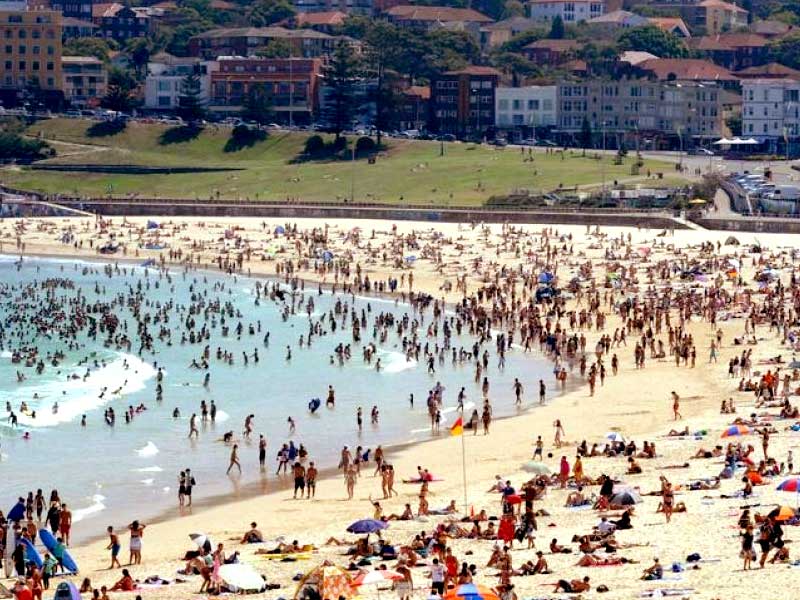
634,57,740,89
736,63,800,81
522,38,579,65
527,0,606,24
688,33,769,71
647,16,691,38
385,5,493,39
92,3,151,43
479,16,540,48
586,10,648,31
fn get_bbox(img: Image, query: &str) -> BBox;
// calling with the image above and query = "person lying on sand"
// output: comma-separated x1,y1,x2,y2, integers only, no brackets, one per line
554,576,591,593
657,501,687,513
255,540,305,555
692,446,723,459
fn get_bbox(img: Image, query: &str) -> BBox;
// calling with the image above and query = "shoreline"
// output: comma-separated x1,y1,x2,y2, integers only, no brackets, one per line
3,215,798,600
6,245,580,549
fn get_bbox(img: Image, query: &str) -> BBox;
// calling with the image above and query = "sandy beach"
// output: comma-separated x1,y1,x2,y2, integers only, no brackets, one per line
2,215,800,600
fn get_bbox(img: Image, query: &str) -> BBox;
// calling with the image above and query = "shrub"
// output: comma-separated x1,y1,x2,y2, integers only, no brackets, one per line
304,134,325,156
355,136,376,153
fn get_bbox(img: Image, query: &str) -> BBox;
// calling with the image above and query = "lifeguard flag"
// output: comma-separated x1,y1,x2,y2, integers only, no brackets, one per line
450,417,463,436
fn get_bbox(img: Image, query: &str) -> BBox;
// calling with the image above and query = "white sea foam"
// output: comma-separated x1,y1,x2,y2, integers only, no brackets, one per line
133,466,163,473
72,494,106,523
379,350,417,374
136,441,159,457
0,351,11,358
0,353,156,428
141,478,154,486
214,410,230,423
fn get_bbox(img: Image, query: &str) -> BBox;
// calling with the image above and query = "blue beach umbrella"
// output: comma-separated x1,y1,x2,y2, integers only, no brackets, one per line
322,250,334,263
274,226,285,235
346,519,387,534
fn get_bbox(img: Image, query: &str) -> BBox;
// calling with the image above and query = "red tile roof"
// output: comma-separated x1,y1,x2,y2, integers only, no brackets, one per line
386,5,493,23
735,62,800,79
637,58,737,81
444,65,502,76
524,38,579,51
294,10,347,26
697,0,747,12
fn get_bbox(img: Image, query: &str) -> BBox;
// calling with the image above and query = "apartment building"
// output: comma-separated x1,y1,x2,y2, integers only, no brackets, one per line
495,85,557,135
92,3,151,43
0,9,62,107
62,55,105,107
144,54,217,110
209,56,322,124
647,0,747,35
741,78,800,155
431,66,500,138
188,27,357,60
528,0,605,24
556,79,725,149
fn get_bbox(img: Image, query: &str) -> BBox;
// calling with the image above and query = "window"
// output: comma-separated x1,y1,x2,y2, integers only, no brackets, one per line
18,30,25,39
157,96,171,106
18,45,24,54
7,15,22,23
528,99,539,110
32,61,39,71
32,30,40,39
498,99,508,110
47,77,53,87
512,99,521,110
512,114,524,125
4,45,10,53
46,61,53,71
32,45,39,54
157,80,171,91
18,60,24,70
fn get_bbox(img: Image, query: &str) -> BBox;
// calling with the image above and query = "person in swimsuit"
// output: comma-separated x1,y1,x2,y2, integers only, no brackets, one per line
106,526,121,569
59,504,72,545
292,462,306,499
227,444,241,475
306,462,317,499
128,520,145,565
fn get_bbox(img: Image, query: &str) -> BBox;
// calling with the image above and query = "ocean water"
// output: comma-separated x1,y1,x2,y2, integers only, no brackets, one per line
0,257,554,541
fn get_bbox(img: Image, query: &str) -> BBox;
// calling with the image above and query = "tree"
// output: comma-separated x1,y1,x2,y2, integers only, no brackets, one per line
498,28,547,53
501,0,525,18
126,38,152,80
490,51,539,86
256,39,292,58
246,0,295,27
580,116,593,155
549,15,565,39
162,8,213,56
321,41,361,138
177,69,206,121
101,67,138,112
64,37,116,62
241,83,274,125
363,21,403,146
769,33,800,69
618,26,688,58
578,42,619,76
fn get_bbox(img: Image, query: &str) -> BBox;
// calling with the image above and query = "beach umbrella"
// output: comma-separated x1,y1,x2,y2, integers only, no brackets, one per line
322,250,334,263
521,460,551,475
504,494,523,505
274,225,286,235
605,431,625,443
769,505,796,522
294,564,354,600
538,272,554,284
189,532,210,547
346,519,388,534
350,570,404,587
721,424,750,437
609,488,642,506
443,583,500,600
777,478,800,492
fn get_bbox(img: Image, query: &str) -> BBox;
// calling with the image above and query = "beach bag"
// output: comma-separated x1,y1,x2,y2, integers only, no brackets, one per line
686,553,701,562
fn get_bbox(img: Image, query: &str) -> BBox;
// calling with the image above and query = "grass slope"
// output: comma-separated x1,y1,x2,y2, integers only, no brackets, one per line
1,119,679,205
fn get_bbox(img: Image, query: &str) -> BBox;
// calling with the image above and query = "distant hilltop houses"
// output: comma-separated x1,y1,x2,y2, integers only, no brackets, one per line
1,0,800,155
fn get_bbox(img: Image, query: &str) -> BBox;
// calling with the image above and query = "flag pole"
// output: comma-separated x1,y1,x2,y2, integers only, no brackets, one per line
461,409,468,514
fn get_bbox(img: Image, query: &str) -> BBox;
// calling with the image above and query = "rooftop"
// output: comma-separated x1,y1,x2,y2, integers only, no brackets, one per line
637,58,737,81
697,0,748,13
443,65,502,76
193,26,334,39
735,62,800,79
524,38,579,50
293,10,347,26
386,5,493,23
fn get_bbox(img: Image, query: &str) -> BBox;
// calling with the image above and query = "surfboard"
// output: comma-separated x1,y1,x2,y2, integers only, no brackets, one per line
21,537,43,569
39,529,78,574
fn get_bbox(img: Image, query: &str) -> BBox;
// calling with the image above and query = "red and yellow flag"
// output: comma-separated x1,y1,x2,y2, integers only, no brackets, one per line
450,416,463,436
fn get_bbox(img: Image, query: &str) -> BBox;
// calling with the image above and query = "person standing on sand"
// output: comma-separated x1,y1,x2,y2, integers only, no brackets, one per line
671,392,682,420
539,380,546,404
293,462,306,499
128,520,145,565
761,428,770,460
345,465,357,500
306,461,317,499
106,526,121,569
227,444,241,475
58,504,71,545
554,420,564,447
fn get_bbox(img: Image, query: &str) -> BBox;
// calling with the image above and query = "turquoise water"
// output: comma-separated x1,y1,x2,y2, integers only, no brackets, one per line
0,257,553,541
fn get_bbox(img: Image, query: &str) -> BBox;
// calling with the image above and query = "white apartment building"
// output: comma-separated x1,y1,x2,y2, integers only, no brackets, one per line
742,79,800,151
495,86,557,131
528,0,605,23
144,55,218,111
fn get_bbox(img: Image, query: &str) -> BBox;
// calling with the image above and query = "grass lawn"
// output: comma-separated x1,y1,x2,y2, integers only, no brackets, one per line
1,119,681,205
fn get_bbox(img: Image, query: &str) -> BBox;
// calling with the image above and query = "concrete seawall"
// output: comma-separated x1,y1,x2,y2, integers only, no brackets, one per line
48,198,689,229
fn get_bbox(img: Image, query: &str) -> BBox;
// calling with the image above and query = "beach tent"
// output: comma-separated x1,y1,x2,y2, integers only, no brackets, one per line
769,505,796,522
146,220,159,229
605,431,625,443
294,563,354,600
53,581,80,600
322,250,334,263
609,487,642,505
725,236,740,246
219,563,265,593
274,226,286,235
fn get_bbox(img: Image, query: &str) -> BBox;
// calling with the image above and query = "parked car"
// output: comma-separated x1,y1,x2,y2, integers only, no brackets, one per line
518,138,537,146
491,138,508,147
535,139,558,147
